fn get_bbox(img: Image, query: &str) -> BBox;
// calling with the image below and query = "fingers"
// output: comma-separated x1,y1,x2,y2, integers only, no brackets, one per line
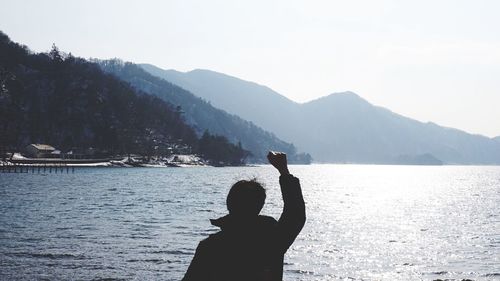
267,151,286,163
267,151,284,159
267,151,278,160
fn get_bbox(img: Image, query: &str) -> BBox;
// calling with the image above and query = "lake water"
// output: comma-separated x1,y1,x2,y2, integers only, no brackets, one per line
1,165,499,281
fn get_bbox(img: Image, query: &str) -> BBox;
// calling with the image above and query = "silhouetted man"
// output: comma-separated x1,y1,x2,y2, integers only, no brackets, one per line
182,151,306,281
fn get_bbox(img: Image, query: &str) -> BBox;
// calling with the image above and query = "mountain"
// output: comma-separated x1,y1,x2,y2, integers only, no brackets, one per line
141,65,500,164
99,60,311,163
140,65,302,143
0,31,249,165
298,92,500,164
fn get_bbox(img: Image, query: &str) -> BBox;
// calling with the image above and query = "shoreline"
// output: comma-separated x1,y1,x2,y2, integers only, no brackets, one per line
0,154,210,168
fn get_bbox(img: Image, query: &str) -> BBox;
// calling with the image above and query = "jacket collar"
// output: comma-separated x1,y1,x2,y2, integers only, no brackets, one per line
210,214,271,230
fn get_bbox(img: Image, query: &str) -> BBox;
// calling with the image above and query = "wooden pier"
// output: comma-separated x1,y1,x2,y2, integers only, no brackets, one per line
0,162,75,174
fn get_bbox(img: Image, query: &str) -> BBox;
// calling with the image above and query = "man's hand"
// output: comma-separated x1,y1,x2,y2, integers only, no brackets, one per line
267,151,290,175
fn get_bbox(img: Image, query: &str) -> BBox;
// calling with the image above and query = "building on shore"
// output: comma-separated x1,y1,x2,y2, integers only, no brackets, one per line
25,144,58,158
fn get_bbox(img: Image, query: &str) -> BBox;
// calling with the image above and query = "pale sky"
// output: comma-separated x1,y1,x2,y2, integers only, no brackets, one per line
2,0,499,137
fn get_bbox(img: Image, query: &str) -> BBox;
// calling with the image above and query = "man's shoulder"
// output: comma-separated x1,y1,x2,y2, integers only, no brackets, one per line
194,234,218,257
200,229,227,247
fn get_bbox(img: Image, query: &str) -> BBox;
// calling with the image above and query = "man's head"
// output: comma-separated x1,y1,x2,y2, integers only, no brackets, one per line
226,179,266,216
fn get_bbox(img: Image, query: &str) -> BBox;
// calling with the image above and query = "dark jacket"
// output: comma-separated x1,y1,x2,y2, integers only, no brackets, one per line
182,174,306,281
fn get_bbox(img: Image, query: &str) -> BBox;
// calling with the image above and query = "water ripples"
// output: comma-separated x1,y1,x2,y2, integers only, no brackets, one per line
1,165,499,280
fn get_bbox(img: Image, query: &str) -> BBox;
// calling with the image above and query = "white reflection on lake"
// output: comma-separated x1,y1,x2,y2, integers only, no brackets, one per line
0,164,499,280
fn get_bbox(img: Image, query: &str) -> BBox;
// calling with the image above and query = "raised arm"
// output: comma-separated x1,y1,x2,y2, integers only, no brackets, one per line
267,151,306,253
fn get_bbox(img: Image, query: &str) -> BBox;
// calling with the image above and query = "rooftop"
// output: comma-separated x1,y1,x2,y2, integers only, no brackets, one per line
28,144,56,151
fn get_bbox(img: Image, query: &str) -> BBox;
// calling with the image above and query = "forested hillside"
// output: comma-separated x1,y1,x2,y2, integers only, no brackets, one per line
0,31,248,165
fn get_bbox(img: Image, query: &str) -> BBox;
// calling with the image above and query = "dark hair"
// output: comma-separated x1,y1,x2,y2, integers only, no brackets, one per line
226,179,266,216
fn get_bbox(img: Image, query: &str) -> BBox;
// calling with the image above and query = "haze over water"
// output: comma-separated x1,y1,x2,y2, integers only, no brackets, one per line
1,165,499,280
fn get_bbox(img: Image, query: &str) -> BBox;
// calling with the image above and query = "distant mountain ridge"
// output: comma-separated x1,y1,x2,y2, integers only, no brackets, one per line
100,60,311,163
141,64,500,164
140,65,302,140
